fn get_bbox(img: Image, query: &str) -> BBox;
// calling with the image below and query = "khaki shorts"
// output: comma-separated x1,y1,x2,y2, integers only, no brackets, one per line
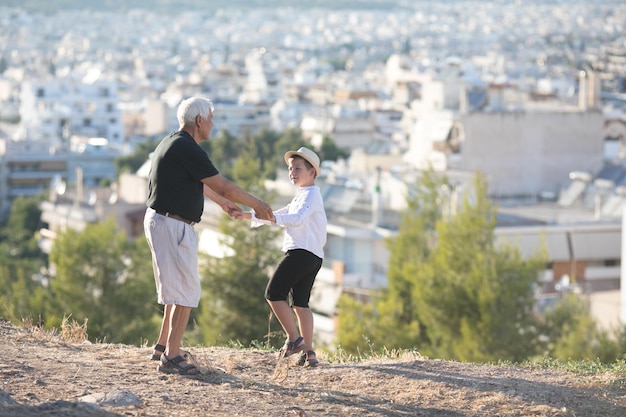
144,208,201,307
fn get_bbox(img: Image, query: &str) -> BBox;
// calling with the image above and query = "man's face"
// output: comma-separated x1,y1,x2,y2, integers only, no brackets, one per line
198,113,214,141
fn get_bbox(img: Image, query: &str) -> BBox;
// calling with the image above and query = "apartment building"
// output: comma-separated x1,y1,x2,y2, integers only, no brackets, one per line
400,65,605,199
38,169,149,254
212,101,272,138
0,136,117,219
19,77,124,147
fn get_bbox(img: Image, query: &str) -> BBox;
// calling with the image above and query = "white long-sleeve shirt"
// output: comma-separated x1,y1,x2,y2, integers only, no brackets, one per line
251,185,327,259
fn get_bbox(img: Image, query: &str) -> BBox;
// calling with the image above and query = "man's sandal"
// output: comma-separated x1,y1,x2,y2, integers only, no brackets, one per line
279,336,307,358
157,354,200,376
296,350,319,367
150,344,193,362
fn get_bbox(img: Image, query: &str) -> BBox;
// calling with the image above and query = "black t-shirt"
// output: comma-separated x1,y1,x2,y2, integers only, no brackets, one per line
146,130,219,222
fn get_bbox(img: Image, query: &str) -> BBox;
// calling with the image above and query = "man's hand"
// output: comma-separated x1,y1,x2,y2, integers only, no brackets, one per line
202,177,274,221
221,200,242,218
254,201,275,222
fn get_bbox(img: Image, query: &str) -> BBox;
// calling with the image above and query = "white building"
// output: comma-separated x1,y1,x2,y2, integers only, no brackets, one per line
0,136,118,219
19,77,125,148
401,62,606,199
455,110,605,197
212,101,272,138
241,48,283,105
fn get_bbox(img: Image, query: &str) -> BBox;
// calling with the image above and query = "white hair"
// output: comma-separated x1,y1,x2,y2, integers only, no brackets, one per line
176,97,214,128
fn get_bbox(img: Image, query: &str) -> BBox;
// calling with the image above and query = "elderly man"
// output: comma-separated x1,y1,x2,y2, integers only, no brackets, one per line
144,97,274,375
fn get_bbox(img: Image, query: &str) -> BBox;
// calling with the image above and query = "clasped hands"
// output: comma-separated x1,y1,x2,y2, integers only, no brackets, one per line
221,200,275,222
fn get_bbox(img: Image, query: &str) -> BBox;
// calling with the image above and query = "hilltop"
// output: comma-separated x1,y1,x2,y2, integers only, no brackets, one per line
1,321,625,417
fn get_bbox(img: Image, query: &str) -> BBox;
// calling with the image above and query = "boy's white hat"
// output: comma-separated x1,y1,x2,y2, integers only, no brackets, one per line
284,146,321,177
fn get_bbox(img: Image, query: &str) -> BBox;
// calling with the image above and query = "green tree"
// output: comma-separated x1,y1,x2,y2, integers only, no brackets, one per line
337,169,444,350
204,130,242,180
49,219,159,344
0,259,52,325
538,294,625,363
118,237,164,344
271,127,308,178
0,195,45,258
257,129,281,175
338,172,546,363
318,135,349,162
0,195,49,325
114,137,158,176
415,175,544,362
231,152,263,193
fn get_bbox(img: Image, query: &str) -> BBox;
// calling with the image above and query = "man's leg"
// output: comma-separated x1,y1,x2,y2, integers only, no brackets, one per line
157,304,199,375
164,304,192,360
152,304,172,356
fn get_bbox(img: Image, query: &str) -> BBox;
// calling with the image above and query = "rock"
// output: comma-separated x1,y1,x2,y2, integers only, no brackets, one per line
79,390,141,407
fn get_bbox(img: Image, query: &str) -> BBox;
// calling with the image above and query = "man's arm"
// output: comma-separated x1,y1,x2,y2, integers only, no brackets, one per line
203,184,241,217
201,174,275,221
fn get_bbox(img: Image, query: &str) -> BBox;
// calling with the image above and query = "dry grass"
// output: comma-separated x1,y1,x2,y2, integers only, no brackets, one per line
1,319,625,416
18,315,88,344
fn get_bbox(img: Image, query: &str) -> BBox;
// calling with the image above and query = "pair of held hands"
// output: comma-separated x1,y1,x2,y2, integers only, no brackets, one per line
222,201,275,223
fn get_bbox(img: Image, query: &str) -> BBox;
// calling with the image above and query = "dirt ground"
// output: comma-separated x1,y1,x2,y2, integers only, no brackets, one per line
1,321,625,417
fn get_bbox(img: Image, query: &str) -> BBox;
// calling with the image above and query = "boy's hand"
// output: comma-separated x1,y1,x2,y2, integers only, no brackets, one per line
232,211,251,220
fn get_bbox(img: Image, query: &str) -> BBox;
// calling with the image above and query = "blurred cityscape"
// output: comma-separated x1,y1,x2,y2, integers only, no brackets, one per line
1,1,625,343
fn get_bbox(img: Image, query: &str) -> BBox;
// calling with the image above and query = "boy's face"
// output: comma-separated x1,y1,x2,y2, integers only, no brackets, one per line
288,157,315,187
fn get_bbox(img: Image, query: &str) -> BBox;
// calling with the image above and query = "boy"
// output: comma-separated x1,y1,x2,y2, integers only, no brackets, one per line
235,147,327,366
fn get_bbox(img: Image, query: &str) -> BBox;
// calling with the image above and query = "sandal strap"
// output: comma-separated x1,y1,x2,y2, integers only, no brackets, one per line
150,344,167,361
280,336,307,358
287,336,303,348
154,344,191,358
